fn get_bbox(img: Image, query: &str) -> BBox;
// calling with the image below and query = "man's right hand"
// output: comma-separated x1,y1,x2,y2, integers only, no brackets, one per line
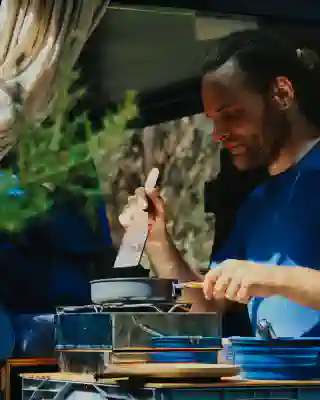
118,185,168,246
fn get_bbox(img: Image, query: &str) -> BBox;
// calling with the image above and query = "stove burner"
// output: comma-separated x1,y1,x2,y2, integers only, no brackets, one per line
57,303,191,314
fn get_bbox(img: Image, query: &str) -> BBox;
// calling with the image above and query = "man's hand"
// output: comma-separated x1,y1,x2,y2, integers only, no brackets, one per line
119,168,169,247
119,186,167,243
203,259,281,303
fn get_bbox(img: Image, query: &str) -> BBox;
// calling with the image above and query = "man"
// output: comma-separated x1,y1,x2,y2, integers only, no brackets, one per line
120,29,320,337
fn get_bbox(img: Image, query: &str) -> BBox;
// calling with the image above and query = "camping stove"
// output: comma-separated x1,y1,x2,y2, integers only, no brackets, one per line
55,302,221,373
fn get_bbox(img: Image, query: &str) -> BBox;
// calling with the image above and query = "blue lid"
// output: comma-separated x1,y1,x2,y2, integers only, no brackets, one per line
229,336,320,347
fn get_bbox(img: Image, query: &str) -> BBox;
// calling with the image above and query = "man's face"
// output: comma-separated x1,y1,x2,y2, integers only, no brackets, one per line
202,60,291,170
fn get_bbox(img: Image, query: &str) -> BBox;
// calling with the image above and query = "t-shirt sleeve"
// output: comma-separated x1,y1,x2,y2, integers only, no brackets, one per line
209,207,247,268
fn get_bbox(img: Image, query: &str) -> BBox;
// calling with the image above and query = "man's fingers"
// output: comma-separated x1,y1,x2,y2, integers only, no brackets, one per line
213,274,231,299
203,268,222,300
202,260,257,304
134,187,148,209
225,279,241,301
119,170,160,231
203,277,215,300
135,187,146,199
128,195,137,207
148,188,165,215
236,284,251,304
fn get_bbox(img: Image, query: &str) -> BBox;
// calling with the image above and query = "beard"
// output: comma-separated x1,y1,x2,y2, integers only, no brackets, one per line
260,102,292,167
229,102,292,171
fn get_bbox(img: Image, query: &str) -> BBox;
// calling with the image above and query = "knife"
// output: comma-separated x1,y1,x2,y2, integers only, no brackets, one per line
113,168,159,268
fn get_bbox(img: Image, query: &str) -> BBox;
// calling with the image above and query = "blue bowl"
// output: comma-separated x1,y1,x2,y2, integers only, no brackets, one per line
151,336,222,349
228,337,320,380
241,364,320,380
233,349,319,365
151,350,219,363
151,336,221,364
229,337,320,348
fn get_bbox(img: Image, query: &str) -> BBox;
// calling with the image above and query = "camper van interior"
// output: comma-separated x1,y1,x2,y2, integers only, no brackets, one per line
5,2,320,398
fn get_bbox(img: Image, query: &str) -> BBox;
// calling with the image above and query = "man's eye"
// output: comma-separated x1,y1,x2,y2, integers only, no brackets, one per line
222,109,244,121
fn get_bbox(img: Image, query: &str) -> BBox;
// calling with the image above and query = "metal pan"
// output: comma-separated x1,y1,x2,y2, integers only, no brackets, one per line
90,277,179,304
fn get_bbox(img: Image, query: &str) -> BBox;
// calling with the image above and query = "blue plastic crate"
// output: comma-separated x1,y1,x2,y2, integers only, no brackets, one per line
168,386,320,400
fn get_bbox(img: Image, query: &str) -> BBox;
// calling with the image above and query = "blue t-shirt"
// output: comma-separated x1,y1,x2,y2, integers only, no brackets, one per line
210,143,320,338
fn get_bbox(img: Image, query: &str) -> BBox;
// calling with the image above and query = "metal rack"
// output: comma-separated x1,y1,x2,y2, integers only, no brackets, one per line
21,373,320,400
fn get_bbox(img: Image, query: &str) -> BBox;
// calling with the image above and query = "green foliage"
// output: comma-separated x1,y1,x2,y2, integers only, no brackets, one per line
0,65,138,232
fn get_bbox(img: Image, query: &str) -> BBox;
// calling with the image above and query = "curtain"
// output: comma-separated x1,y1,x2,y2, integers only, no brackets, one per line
0,0,109,160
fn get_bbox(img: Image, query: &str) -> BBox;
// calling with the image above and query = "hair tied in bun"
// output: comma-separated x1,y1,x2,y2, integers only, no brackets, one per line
296,47,320,70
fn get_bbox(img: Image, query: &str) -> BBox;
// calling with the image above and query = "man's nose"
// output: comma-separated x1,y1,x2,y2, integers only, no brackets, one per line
212,126,230,143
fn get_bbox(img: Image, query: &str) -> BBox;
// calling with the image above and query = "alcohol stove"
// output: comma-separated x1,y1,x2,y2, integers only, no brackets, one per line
55,283,222,373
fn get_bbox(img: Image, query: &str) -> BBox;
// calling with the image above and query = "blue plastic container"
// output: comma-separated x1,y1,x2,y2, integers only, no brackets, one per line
151,336,221,364
229,337,320,380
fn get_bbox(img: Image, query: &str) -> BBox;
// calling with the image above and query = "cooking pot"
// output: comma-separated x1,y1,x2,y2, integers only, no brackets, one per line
90,277,182,304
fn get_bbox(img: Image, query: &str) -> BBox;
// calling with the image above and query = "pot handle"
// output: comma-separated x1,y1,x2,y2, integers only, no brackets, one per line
172,282,182,299
56,305,103,314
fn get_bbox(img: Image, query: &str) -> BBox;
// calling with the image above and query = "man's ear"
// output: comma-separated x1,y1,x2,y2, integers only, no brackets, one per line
271,76,295,111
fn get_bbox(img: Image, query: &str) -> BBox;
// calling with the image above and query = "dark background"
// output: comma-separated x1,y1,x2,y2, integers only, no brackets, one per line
78,2,320,127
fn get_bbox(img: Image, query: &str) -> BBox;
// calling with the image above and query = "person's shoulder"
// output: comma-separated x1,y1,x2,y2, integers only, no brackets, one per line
294,143,320,188
299,141,320,174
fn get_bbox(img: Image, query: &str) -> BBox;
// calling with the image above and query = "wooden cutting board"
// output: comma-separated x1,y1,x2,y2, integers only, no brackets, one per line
111,352,150,364
103,363,240,379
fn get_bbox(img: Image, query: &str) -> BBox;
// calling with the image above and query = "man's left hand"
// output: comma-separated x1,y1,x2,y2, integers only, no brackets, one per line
203,259,280,304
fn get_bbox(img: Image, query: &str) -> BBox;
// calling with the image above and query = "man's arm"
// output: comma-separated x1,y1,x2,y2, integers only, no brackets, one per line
203,260,320,310
272,266,320,309
146,233,221,312
146,210,246,312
